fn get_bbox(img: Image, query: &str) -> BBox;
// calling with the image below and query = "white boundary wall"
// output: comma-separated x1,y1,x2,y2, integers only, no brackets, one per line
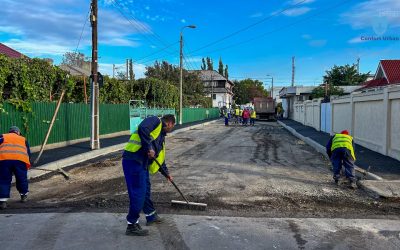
293,98,322,131
331,85,400,161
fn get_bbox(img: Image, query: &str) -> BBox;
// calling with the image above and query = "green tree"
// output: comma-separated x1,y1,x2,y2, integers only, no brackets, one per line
311,85,345,99
324,64,369,86
218,57,224,75
224,64,229,79
201,58,206,70
144,61,210,107
206,57,213,70
233,78,268,104
99,76,131,104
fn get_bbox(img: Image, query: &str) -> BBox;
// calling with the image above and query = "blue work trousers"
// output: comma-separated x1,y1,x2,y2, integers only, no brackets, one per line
122,158,156,224
250,118,255,126
331,148,355,182
0,160,29,199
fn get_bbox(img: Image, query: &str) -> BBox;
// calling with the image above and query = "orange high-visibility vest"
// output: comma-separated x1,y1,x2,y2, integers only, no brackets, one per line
0,133,31,168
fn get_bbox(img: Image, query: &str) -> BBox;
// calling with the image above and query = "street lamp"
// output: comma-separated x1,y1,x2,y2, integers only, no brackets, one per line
266,74,274,99
179,25,196,125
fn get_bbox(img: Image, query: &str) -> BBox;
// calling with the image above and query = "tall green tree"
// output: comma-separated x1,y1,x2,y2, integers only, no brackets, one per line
224,65,229,79
206,57,213,70
218,57,224,75
201,58,206,70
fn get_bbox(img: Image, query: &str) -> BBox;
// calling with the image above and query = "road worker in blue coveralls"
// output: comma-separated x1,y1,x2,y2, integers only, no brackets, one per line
0,126,31,209
122,114,175,236
326,130,357,189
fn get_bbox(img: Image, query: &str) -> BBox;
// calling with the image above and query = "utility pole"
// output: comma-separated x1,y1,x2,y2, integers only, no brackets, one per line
90,0,100,150
211,71,214,107
129,59,134,80
126,59,129,80
271,76,274,99
112,64,115,78
179,25,196,125
291,56,295,87
179,31,183,124
266,74,274,99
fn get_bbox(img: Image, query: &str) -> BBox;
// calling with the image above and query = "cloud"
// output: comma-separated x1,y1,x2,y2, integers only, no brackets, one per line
0,26,24,35
348,37,367,44
4,39,73,56
0,0,151,59
282,7,312,16
290,0,315,5
342,0,400,32
250,12,263,18
181,19,186,23
301,34,327,47
308,39,327,47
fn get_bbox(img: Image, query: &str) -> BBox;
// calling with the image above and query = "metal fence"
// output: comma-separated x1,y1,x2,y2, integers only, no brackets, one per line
1,102,220,147
0,102,129,147
182,108,220,123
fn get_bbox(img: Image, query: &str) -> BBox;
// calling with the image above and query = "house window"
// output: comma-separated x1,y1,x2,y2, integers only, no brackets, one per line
213,94,216,100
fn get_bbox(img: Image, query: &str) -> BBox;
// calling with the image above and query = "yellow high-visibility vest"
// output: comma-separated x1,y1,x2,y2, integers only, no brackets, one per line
124,118,165,174
250,111,256,118
239,110,243,116
331,134,356,160
235,109,239,115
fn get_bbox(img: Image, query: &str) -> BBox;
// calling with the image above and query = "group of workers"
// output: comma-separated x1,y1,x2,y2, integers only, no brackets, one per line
0,113,358,237
223,107,257,126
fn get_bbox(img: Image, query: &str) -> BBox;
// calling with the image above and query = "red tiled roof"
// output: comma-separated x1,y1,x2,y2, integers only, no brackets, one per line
359,78,388,90
380,60,400,84
0,43,25,58
359,59,400,90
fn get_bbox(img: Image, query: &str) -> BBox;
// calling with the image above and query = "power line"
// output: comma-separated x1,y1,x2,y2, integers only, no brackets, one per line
187,0,308,55
188,0,354,57
135,41,179,63
110,0,164,50
112,0,175,52
74,9,90,54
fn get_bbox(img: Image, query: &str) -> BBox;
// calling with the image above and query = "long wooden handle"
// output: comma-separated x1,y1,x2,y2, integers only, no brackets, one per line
153,158,189,204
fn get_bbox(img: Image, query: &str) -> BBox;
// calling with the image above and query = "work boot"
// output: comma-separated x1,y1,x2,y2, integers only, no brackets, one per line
126,223,149,236
0,201,7,210
146,214,165,226
348,181,357,189
20,194,28,203
334,179,339,186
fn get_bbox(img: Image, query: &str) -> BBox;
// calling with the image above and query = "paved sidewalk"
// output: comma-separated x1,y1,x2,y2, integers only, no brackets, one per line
279,119,400,180
31,118,219,167
1,213,399,250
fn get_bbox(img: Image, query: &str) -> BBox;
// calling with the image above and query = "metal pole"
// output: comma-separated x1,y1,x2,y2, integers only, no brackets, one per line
179,31,183,125
291,56,295,87
271,77,274,99
90,0,100,150
112,64,115,78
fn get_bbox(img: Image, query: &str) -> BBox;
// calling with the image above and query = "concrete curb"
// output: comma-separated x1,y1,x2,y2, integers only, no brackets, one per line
277,120,384,181
28,119,221,180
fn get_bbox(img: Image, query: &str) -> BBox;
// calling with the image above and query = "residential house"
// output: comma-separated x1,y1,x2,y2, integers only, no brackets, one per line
358,60,400,90
0,43,27,58
279,86,315,119
190,70,234,108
